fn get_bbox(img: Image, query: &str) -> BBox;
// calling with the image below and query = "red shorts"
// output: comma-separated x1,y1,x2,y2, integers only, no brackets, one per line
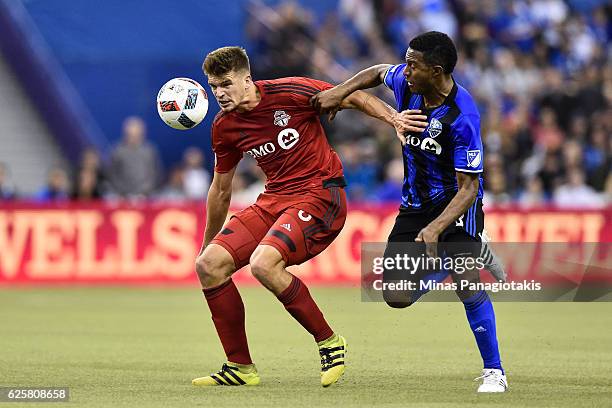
211,185,347,268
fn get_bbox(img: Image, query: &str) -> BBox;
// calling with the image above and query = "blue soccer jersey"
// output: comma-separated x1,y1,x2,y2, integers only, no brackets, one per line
383,63,484,211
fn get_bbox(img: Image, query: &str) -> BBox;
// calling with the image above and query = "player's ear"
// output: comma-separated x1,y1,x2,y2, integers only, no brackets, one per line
431,65,444,78
244,74,253,89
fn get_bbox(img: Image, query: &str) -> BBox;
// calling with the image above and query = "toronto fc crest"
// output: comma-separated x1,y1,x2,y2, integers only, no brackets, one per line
274,110,291,127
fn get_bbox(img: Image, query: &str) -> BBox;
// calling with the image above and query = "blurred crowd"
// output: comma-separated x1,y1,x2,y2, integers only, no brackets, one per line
245,0,612,207
0,117,212,204
0,0,610,208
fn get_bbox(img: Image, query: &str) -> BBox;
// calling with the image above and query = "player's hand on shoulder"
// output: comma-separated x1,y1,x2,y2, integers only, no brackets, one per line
310,86,347,118
392,110,429,145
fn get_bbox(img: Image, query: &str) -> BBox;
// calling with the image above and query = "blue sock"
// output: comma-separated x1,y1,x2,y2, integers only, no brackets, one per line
463,290,503,372
411,270,449,302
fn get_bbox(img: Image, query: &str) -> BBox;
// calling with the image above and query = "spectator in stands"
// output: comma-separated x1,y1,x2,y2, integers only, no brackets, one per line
553,168,605,208
537,151,563,198
73,169,100,201
248,0,314,78
485,169,512,206
533,108,564,153
518,176,547,208
336,141,379,202
36,167,70,202
562,139,584,171
236,155,266,188
108,116,162,199
583,127,609,190
155,166,187,202
374,158,403,202
229,172,251,207
182,147,211,200
484,153,511,205
72,148,105,200
231,169,265,207
0,162,16,200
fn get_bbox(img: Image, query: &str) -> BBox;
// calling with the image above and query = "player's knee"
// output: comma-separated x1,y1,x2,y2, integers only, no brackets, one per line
249,248,283,282
384,298,414,309
382,290,414,309
453,285,479,301
194,255,209,280
451,269,480,301
195,246,234,287
194,253,219,281
249,256,276,281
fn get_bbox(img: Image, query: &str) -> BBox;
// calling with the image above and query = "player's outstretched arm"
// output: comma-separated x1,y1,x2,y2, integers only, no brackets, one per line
340,90,428,144
338,90,395,124
201,167,237,252
310,64,391,116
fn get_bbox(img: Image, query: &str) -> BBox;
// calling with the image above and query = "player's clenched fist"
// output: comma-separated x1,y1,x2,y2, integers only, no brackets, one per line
391,109,429,145
310,86,347,116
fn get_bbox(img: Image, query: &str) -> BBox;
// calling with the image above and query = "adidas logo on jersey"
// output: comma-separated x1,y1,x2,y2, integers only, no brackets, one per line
474,326,487,333
280,223,292,232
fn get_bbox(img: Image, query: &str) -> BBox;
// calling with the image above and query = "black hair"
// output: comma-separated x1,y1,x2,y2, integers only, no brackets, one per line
408,31,457,74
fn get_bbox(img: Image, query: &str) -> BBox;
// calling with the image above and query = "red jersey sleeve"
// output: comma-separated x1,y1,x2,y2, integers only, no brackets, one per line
211,120,242,173
287,77,334,109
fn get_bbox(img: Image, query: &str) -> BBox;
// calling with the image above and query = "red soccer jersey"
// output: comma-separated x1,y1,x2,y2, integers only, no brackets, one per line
211,77,344,194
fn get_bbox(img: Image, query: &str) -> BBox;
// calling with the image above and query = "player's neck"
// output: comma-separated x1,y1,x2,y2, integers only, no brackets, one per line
236,86,261,113
422,76,454,109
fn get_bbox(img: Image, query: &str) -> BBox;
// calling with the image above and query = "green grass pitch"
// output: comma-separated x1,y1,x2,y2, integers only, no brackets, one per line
1,287,611,407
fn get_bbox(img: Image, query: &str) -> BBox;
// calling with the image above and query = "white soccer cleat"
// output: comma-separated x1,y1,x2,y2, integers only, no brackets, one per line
480,230,507,282
475,368,508,393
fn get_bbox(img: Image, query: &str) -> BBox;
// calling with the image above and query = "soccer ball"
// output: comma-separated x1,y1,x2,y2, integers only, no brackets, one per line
156,78,208,130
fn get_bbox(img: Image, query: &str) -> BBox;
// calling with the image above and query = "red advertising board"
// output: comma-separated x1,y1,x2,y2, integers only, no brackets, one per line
0,202,610,285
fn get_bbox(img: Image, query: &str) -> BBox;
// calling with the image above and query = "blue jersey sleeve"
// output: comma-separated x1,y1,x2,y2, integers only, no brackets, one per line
451,114,483,173
383,64,408,109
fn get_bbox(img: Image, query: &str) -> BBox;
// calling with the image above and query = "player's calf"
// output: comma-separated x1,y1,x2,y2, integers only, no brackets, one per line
195,244,236,288
251,245,346,386
451,268,481,301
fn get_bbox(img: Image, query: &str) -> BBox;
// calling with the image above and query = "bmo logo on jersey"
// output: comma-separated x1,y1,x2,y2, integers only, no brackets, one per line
246,142,276,158
277,128,300,149
245,128,300,159
406,135,442,155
